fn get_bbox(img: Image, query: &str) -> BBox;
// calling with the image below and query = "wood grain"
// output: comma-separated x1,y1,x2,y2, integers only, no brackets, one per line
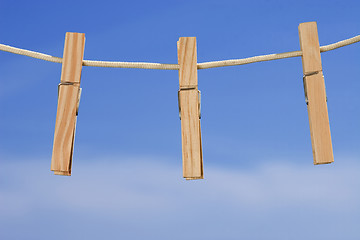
51,32,85,175
299,22,334,164
178,37,198,87
178,37,203,179
61,33,85,83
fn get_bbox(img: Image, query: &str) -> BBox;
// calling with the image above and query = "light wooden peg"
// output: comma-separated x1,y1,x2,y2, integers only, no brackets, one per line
51,32,85,175
298,22,334,164
177,37,203,180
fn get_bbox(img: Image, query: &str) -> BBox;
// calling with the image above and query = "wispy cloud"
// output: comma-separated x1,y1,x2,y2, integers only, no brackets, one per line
0,156,359,240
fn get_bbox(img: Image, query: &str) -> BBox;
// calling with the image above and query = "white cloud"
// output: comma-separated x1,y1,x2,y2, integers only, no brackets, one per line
0,156,359,240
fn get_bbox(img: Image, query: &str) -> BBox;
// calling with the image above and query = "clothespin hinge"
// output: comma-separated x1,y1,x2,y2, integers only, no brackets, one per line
178,87,201,120
57,82,82,116
302,71,327,105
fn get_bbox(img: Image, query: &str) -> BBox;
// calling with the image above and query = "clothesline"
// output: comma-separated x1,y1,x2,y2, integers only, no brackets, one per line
0,35,359,70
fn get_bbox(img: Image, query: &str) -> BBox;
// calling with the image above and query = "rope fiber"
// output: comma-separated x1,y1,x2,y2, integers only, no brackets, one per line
0,35,359,70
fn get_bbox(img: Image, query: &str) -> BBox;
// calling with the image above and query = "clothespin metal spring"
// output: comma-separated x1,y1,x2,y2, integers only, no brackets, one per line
58,82,82,116
302,71,327,105
178,88,201,120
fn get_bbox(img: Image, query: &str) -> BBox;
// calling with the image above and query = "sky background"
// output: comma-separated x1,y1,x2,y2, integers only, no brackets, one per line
0,0,359,239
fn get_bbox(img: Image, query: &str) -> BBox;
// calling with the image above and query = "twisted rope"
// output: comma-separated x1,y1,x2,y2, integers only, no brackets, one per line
0,35,359,70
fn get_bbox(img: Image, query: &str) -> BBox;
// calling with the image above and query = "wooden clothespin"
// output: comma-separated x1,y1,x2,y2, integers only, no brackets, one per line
298,22,334,164
51,32,85,175
177,37,203,180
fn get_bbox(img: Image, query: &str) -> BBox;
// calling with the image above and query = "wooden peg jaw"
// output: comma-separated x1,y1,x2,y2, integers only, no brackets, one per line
51,32,85,176
298,22,334,165
177,37,204,180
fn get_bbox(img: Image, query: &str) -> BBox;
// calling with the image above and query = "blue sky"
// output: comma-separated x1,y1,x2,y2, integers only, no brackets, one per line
0,0,359,239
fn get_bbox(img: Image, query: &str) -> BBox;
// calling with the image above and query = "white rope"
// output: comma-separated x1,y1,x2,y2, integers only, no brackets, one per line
197,51,302,69
83,60,179,70
198,35,360,69
0,35,359,70
0,44,63,63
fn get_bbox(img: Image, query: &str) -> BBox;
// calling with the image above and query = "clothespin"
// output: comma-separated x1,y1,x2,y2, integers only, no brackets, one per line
298,22,334,164
177,37,203,180
51,32,85,175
